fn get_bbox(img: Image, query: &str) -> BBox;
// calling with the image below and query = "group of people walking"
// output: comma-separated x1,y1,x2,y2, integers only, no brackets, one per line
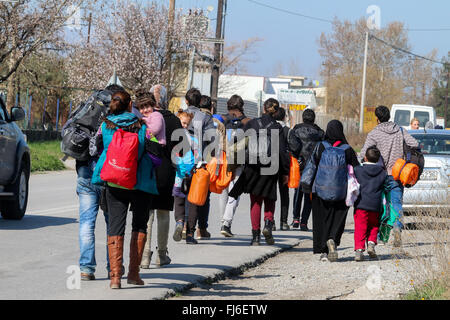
72,82,418,289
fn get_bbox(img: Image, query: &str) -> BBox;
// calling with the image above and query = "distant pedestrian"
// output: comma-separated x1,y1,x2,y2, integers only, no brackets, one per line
359,106,418,247
273,107,291,231
219,94,251,237
353,146,387,261
302,120,359,262
229,98,290,246
288,109,325,231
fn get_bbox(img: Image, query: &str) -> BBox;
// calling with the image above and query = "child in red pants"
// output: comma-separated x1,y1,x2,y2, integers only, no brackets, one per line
353,146,387,261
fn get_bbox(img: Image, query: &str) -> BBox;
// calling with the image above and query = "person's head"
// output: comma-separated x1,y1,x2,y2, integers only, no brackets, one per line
199,95,212,112
325,119,348,144
365,146,381,163
177,109,194,129
263,98,280,117
185,88,201,107
273,107,286,122
227,95,244,114
375,105,390,123
302,109,316,124
109,91,132,115
410,118,420,130
135,91,157,118
105,84,126,94
149,84,168,109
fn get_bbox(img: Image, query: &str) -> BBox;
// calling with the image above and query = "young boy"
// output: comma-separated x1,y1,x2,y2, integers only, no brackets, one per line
353,146,387,261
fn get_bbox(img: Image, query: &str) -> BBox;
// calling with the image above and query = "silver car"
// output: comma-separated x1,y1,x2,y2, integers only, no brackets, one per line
403,129,450,213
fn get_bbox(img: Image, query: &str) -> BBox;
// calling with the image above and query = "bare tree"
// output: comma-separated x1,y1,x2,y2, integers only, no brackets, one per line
0,0,87,106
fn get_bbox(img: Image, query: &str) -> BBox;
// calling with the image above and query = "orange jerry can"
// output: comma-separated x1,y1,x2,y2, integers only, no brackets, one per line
392,158,419,187
288,154,301,189
188,166,211,206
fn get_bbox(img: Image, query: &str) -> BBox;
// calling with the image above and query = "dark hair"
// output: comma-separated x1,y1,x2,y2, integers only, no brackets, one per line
227,95,244,112
365,146,381,163
185,88,201,107
135,91,156,110
273,107,286,121
263,98,280,116
199,95,212,110
375,105,390,123
105,84,126,94
302,109,315,124
109,91,131,115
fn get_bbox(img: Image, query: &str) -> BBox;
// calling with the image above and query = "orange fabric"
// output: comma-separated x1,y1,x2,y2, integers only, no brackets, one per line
392,158,419,187
206,151,232,194
187,167,210,206
288,154,301,189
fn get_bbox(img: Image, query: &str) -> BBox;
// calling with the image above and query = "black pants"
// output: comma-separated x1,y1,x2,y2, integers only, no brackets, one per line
106,185,151,236
277,175,289,224
311,194,349,254
173,194,210,234
293,187,312,225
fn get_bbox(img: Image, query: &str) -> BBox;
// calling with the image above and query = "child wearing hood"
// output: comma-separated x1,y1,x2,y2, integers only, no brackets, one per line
353,146,387,261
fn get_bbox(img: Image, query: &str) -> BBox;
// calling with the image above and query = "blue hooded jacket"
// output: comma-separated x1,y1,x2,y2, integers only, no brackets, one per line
91,112,158,195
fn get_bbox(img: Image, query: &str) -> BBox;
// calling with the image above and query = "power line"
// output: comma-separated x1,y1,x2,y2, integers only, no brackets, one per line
369,34,446,65
246,0,450,32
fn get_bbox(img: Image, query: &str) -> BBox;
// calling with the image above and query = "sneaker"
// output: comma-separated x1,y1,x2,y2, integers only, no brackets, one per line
367,241,378,259
81,273,95,281
250,229,261,246
355,249,365,262
173,221,184,242
182,225,187,240
300,224,309,231
221,225,234,237
280,222,290,231
320,253,328,262
196,228,211,240
326,239,338,262
291,220,300,229
185,235,198,244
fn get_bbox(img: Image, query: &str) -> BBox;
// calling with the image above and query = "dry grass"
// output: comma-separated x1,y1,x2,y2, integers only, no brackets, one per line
346,133,368,154
396,203,450,300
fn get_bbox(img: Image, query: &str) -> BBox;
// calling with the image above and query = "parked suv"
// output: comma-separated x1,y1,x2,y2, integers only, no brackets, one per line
0,96,30,220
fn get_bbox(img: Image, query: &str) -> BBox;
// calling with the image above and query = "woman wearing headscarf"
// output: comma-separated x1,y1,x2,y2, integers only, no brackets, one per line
306,120,359,262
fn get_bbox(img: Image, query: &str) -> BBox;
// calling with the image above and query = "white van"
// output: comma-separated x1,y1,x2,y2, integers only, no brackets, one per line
390,104,437,129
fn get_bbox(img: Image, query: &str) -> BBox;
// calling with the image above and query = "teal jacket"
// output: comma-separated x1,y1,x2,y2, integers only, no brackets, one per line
91,112,158,195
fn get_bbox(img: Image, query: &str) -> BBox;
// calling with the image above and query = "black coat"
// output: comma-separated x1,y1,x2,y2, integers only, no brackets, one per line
354,163,387,213
288,122,325,164
148,109,184,211
229,114,290,201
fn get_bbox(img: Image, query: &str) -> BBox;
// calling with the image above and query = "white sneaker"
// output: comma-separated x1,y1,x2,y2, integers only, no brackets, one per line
320,253,329,262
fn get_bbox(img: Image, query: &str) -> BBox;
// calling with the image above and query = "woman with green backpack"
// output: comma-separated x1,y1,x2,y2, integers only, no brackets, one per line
301,120,359,262
91,90,160,289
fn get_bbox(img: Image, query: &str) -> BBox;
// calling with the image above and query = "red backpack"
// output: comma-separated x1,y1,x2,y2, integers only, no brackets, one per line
100,128,139,189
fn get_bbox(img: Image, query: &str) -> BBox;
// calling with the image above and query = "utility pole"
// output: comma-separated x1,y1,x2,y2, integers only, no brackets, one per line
87,12,92,44
445,63,449,128
359,31,369,134
210,0,224,109
165,0,176,93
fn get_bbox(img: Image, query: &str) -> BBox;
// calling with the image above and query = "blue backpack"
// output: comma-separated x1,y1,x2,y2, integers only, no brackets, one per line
313,141,350,201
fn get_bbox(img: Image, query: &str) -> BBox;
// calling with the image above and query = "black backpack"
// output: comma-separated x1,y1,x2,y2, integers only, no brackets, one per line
400,128,425,187
61,90,112,161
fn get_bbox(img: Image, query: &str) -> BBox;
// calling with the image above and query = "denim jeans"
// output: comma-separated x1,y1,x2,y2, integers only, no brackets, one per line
76,164,109,274
384,175,404,230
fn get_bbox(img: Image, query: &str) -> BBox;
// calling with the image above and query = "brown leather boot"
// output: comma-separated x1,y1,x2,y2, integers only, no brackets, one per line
107,235,124,289
127,231,146,285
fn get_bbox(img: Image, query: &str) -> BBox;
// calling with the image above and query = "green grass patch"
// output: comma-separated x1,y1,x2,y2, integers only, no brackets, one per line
403,279,448,300
29,140,66,172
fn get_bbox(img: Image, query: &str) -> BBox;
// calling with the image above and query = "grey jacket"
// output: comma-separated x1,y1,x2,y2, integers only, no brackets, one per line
359,122,418,175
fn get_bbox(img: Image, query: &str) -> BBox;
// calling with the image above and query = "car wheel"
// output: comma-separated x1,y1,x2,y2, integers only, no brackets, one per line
1,162,29,220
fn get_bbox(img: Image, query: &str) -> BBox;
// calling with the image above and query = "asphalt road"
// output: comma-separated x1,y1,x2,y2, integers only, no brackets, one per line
0,169,303,300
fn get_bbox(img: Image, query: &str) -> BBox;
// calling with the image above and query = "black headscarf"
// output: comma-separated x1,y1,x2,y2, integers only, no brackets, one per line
325,120,349,145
